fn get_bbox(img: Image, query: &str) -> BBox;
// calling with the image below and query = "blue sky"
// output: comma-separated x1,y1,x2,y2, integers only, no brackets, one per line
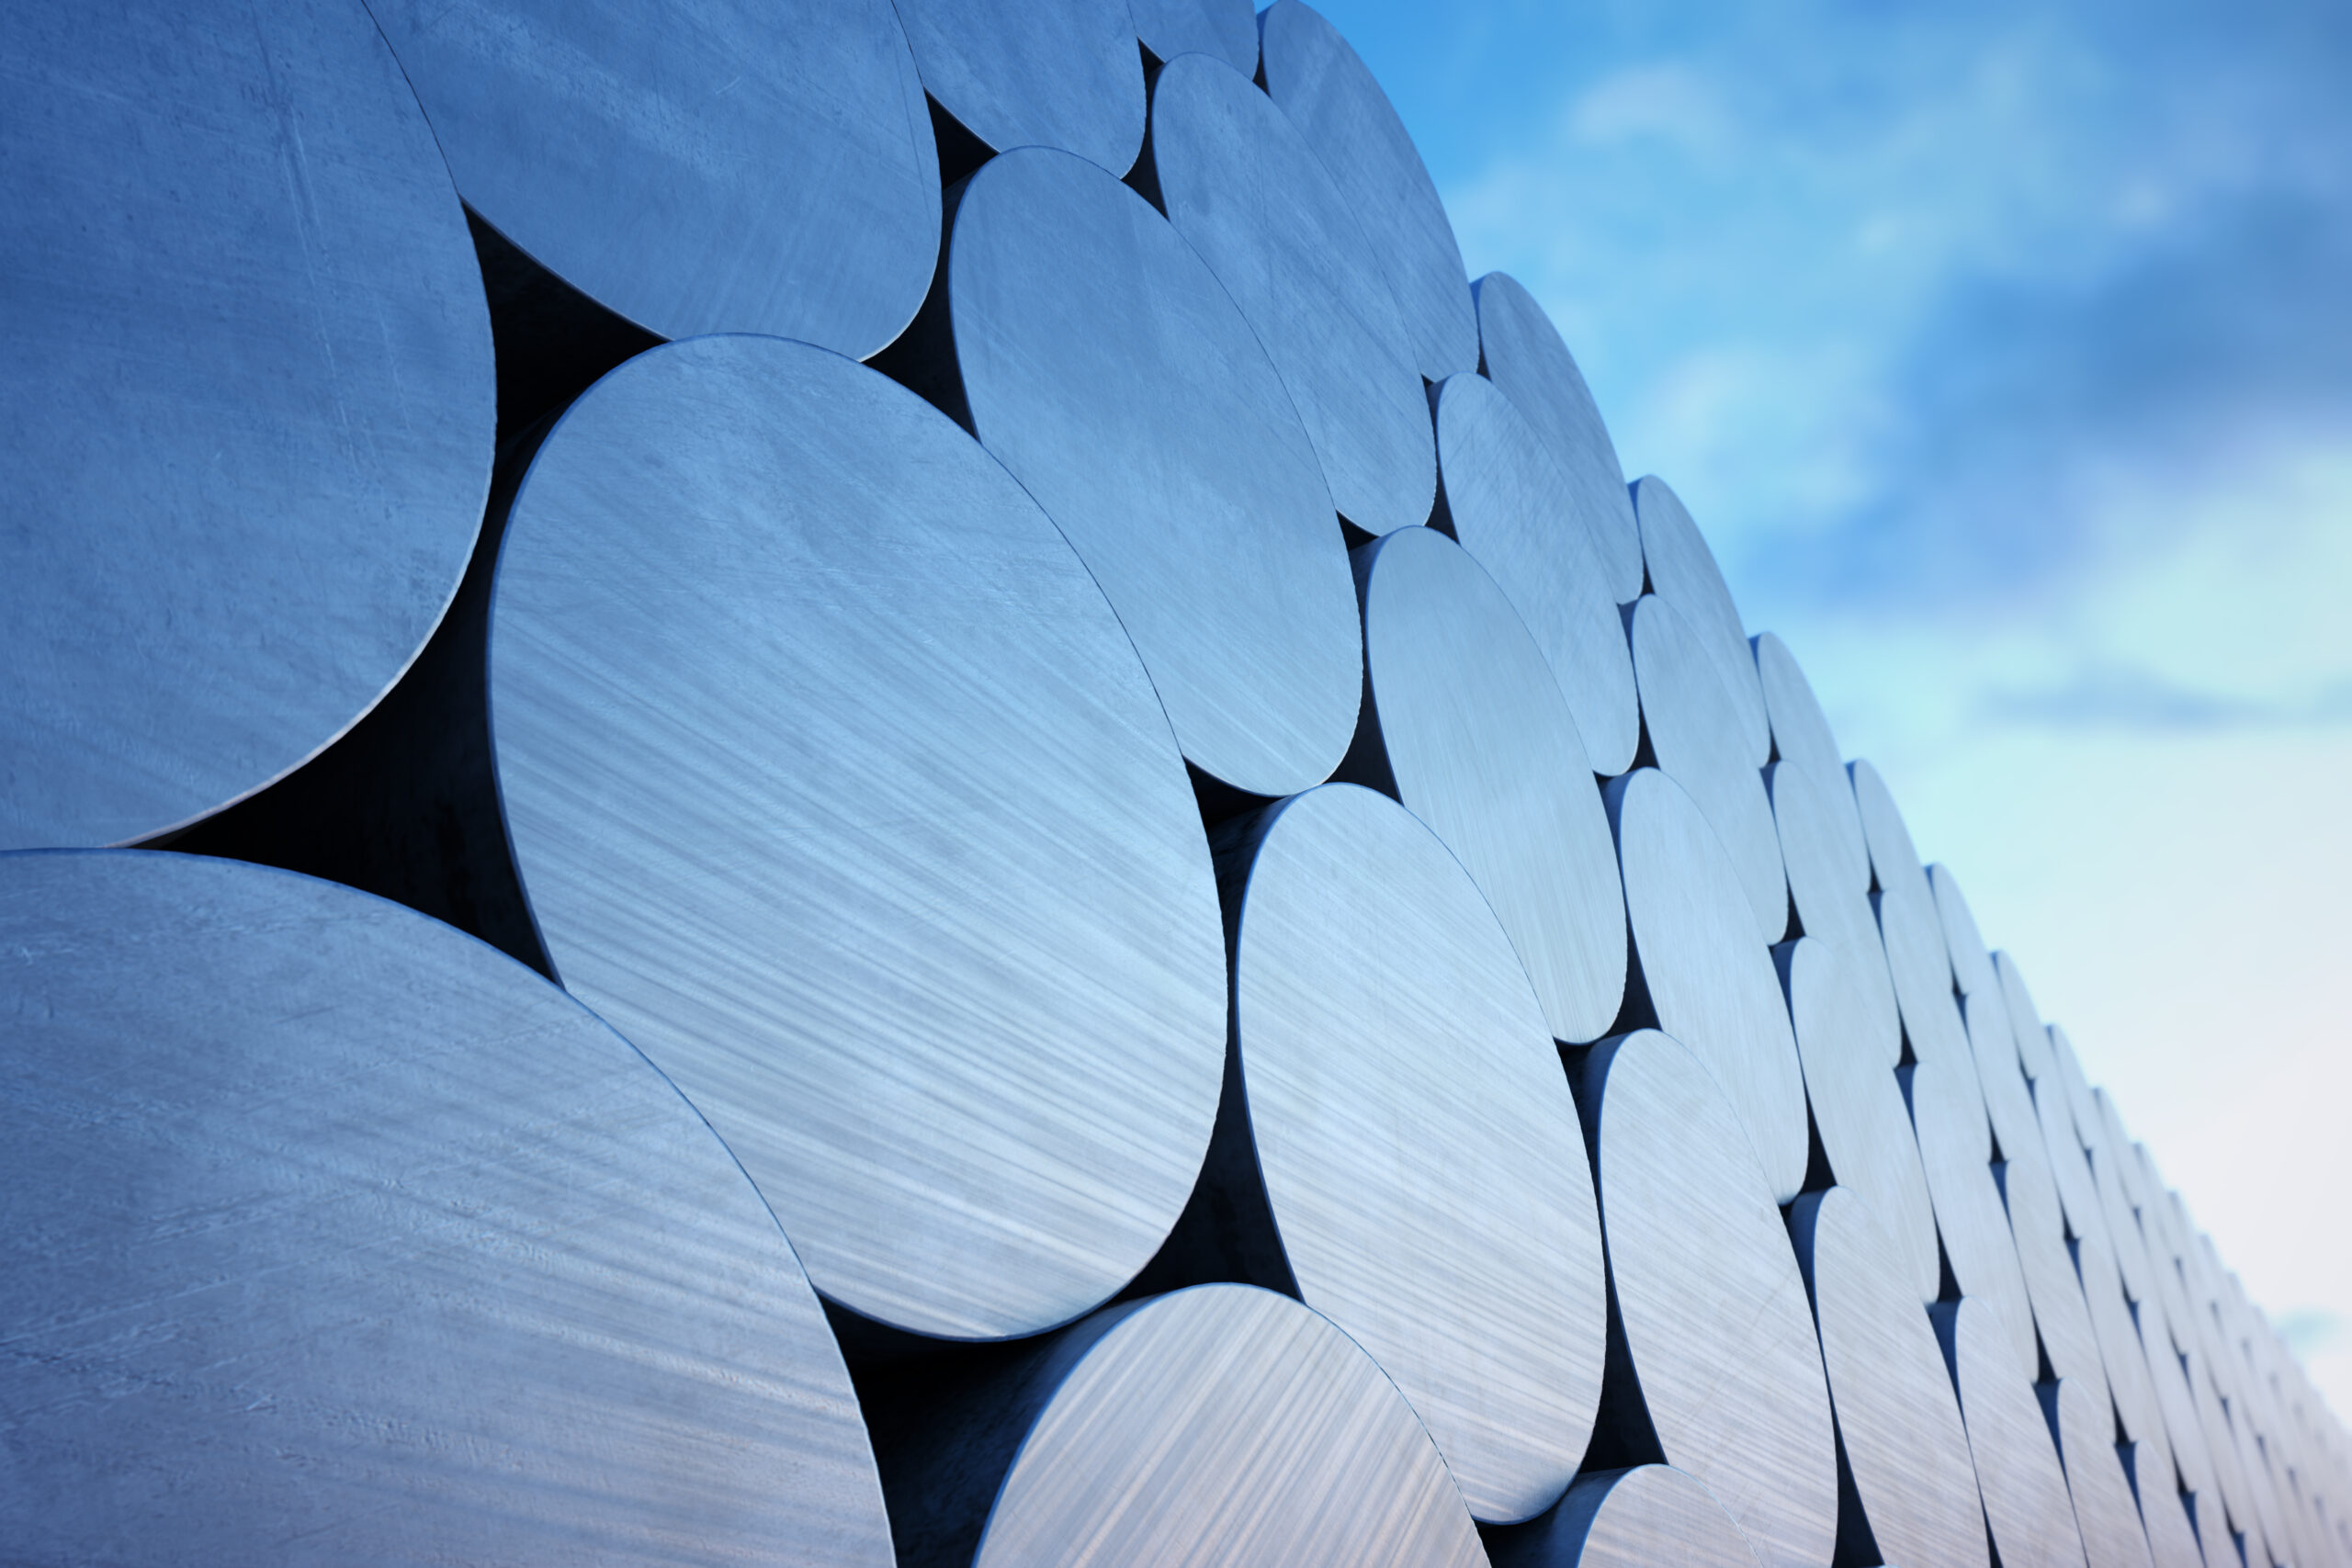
1307,0,2352,1411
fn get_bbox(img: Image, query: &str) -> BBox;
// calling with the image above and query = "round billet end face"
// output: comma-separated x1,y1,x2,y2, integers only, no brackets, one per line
1629,475,1769,761
1751,633,1869,891
1767,761,1901,1066
1491,1464,1765,1568
1131,0,1258,73
891,0,1144,172
1942,1297,2094,1568
2052,1376,2158,1568
1906,1058,2041,1379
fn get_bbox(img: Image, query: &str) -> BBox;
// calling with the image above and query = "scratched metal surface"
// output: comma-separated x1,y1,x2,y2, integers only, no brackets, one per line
1994,947,2063,1086
1629,477,1771,763
1434,370,1643,775
1581,1031,1838,1568
1259,1,1479,381
1150,51,1435,535
1752,633,1871,891
1487,1464,1764,1568
1928,861,2001,1006
0,850,892,1566
1130,0,1258,73
2,0,492,851
950,146,1363,798
490,334,1227,1341
1790,1187,1988,1568
1229,784,1607,1523
892,0,1143,170
1907,1055,2042,1378
1939,1297,2095,1568
1767,761,1903,1066
1850,760,1990,1119
1352,525,1628,1044
972,1286,1491,1568
1607,768,1811,1201
2052,1376,2160,1568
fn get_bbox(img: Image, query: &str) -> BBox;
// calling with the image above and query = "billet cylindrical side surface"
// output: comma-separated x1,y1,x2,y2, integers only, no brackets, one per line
950,146,1363,797
2,0,493,851
890,0,1143,170
1608,768,1811,1201
489,334,1227,1340
1472,274,1646,603
365,0,938,351
1791,1188,1988,1568
0,851,890,1566
1131,0,1258,73
1583,1030,1838,1568
1780,938,1941,1303
1229,783,1607,1522
1629,477,1770,763
1151,52,1434,535
967,1285,1490,1568
2053,1376,2160,1568
1908,1057,2041,1378
1629,594,1789,943
1768,761,1903,1066
1487,1464,1764,1568
1259,0,1479,381
1752,633,1871,891
1435,371,1643,775
1940,1297,2094,1568
1354,526,1628,1043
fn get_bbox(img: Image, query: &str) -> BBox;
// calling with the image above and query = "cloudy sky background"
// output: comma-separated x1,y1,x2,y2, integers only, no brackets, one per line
1311,0,2352,1411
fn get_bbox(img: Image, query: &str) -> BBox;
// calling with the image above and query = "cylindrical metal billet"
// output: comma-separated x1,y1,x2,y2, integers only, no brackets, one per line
2047,1023,2109,1166
1218,783,1607,1522
891,0,1144,172
0,850,891,1565
1473,274,1646,603
1850,762,1986,1108
1790,1187,1988,1568
1580,1030,1838,1568
2139,1474,2210,1568
1149,52,1435,535
1779,938,1942,1303
1928,862,1999,1003
1752,633,1871,891
3,0,493,851
1907,1057,2041,1377
1487,1465,1765,1568
1939,1297,2094,1568
364,0,938,352
1259,1,1479,381
1768,761,1904,1066
1349,526,1628,1043
1629,478,1770,763
1607,768,1813,1200
1996,947,2061,1084
1629,594,1790,942
2073,1215,2175,1489
1131,0,1258,73
2136,1263,2223,1508
1435,370,1643,774
949,146,1363,798
2052,1376,2160,1568
489,334,1227,1340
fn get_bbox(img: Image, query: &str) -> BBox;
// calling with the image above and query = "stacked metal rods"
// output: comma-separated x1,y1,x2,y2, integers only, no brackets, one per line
1,1,2344,1564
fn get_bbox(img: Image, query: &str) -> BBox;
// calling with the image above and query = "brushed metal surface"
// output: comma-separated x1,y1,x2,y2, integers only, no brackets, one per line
969,1286,1489,1568
1131,0,1258,73
2052,1376,2161,1568
0,850,890,1566
892,0,1144,172
1150,52,1435,535
1752,633,1871,892
1939,1296,2094,1568
3,0,492,851
1259,0,1480,381
1473,274,1646,604
1228,783,1607,1522
1928,861,2000,1003
1608,768,1812,1200
1791,1187,1988,1568
950,146,1363,798
1434,370,1643,774
1352,526,1629,1043
2047,1023,2109,1168
1487,1465,1764,1568
2141,1279,2223,1510
2140,1477,2211,1568
365,0,937,352
1851,761,1988,1117
1581,1030,1838,1568
490,334,1227,1340
1996,947,2062,1084
1629,477,1771,763
1629,594,1790,943
1768,760,1904,1066
1908,1056,2041,1378
1779,938,1942,1303
2074,1213,2175,1487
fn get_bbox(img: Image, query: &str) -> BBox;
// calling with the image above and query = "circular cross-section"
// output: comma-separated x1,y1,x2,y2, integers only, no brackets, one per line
1152,53,1433,535
971,1286,1487,1567
1996,948,2061,1084
1791,1187,1988,1568
1940,1298,2094,1568
490,335,1227,1341
892,0,1143,172
1488,1465,1764,1568
3,0,492,851
1607,768,1810,1201
1752,634,1870,891
2052,1377,2159,1568
1631,477,1770,762
0,851,891,1566
1259,0,1478,380
1909,1060,2041,1379
1780,939,1941,1303
1355,526,1627,1043
1851,761,1984,1098
1928,862,1999,1003
950,147,1361,797
1228,783,1607,1522
1473,274,1645,604
1767,761,1901,1066
1436,371,1642,774
1629,594,1789,943
1131,0,1258,73
367,0,938,351
1581,1031,1838,1568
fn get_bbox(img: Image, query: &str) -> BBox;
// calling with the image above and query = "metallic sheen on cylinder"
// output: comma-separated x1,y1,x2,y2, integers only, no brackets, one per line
1487,1465,1765,1568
